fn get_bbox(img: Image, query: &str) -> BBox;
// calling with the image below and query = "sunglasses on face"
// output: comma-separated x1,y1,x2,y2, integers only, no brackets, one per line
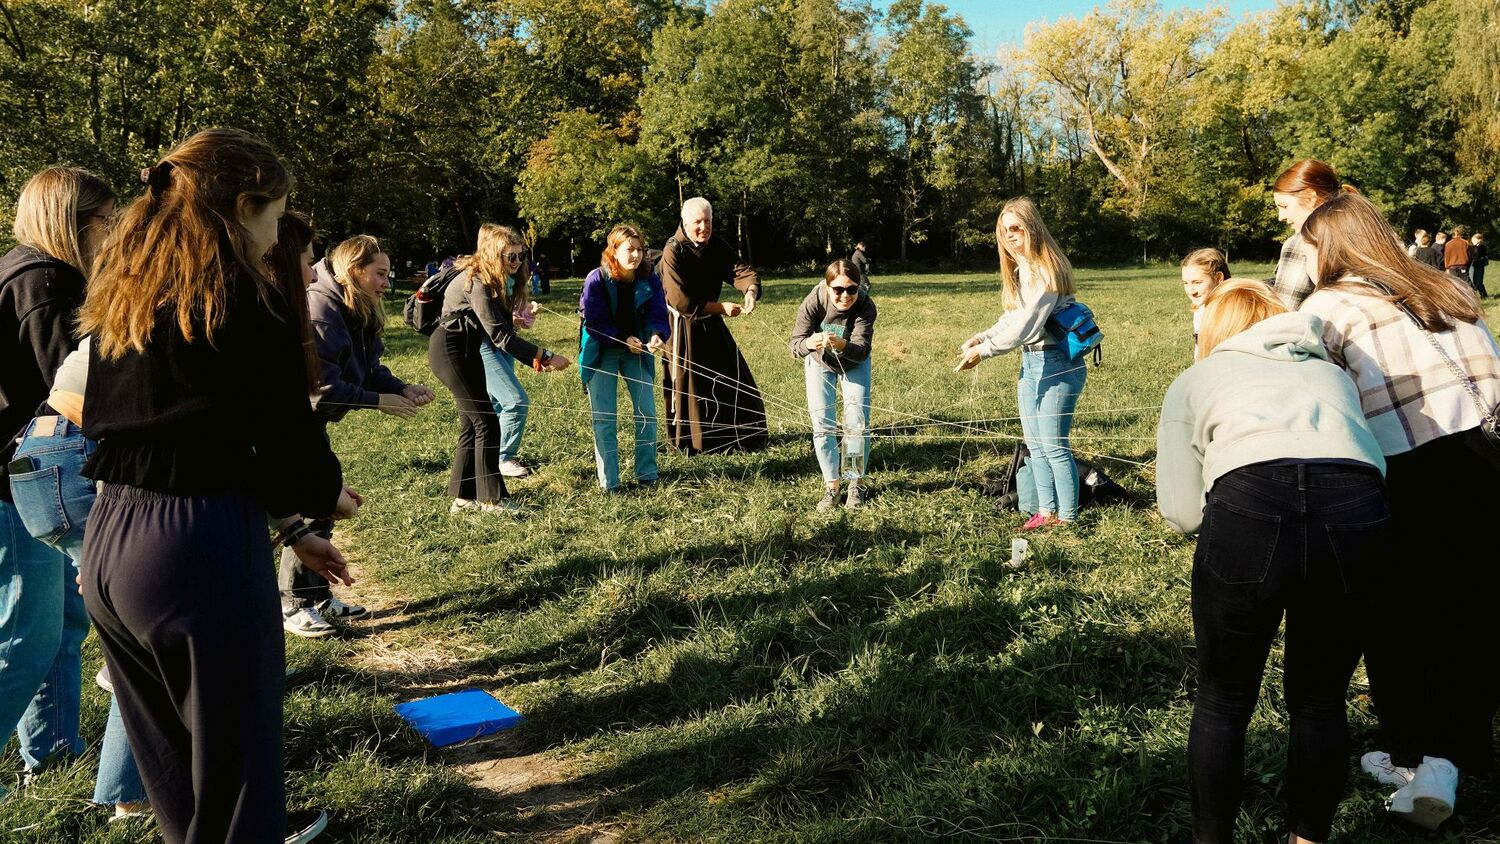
829,285,858,296
1003,225,1025,234
502,251,526,262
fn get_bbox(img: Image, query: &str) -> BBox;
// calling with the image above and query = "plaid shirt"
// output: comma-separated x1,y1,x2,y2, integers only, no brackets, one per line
1301,280,1500,455
1271,232,1316,309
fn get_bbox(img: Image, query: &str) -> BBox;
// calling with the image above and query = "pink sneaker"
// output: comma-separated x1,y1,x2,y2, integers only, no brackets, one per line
1021,513,1050,530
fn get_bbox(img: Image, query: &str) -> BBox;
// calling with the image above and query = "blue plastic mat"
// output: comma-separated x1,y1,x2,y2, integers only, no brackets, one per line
393,688,526,747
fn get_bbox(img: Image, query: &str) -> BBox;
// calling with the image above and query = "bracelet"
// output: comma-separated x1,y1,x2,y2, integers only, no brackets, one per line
275,519,315,548
533,349,552,372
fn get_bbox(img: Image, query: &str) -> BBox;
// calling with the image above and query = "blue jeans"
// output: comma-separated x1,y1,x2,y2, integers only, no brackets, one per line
1016,347,1086,520
587,349,659,490
479,339,529,462
805,356,871,482
9,418,146,803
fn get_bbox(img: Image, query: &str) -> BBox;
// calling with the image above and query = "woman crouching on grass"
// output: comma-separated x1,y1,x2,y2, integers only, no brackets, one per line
1180,248,1230,360
791,259,876,511
579,225,669,493
278,233,434,638
956,197,1084,529
1156,279,1390,844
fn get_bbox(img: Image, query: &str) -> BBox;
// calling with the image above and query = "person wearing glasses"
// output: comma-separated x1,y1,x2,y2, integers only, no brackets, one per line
791,259,877,511
956,197,1086,529
432,224,568,514
468,230,543,479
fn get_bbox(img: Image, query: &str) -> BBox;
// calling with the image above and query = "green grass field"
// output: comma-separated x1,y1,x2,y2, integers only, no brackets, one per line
6,265,1500,842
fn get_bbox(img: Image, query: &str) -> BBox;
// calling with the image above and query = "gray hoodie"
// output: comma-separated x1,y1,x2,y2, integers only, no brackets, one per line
1155,311,1384,534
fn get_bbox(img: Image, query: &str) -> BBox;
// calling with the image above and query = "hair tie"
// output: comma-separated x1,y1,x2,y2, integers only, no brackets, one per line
139,161,174,196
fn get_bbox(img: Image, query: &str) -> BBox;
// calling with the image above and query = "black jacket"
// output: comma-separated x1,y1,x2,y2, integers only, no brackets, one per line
307,275,406,423
0,245,84,501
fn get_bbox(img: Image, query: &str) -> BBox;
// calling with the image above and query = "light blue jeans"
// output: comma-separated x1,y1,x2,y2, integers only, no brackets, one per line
1017,347,1087,520
479,338,529,462
8,418,146,804
587,348,659,490
804,356,872,482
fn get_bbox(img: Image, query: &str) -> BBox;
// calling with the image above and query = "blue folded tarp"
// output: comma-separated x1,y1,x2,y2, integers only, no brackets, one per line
393,688,525,747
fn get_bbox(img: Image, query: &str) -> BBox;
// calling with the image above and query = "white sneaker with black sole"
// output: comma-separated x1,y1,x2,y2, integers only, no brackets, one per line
1387,755,1458,831
283,606,336,638
285,809,328,844
317,596,368,620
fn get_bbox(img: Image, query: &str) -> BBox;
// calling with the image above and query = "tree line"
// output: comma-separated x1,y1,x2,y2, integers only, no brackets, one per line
1,0,1495,271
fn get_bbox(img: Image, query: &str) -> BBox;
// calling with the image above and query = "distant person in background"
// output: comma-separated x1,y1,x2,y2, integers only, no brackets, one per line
1157,279,1389,844
658,197,769,454
1180,248,1231,359
1472,232,1488,297
1443,225,1472,285
792,259,877,511
850,241,871,290
1270,159,1355,309
536,251,552,294
1412,230,1444,270
1434,230,1448,252
1407,230,1424,257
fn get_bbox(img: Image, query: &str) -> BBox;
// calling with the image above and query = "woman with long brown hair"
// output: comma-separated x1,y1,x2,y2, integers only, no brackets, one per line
1269,159,1356,308
957,197,1086,528
430,223,568,513
76,128,355,841
0,165,114,797
277,233,433,637
1300,191,1500,831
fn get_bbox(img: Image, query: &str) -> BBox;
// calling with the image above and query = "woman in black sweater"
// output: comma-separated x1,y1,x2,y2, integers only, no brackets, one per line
77,128,354,842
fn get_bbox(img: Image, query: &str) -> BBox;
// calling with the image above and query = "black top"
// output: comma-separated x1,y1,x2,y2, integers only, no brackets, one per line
83,270,343,519
0,244,84,502
1475,243,1489,269
850,247,870,284
614,278,638,339
1414,244,1444,270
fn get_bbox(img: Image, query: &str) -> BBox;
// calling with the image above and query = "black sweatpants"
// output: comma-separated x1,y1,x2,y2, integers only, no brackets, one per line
81,484,285,843
1370,428,1500,773
427,321,508,502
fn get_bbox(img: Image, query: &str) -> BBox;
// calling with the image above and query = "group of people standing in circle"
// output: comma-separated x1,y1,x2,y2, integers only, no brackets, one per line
1162,158,1500,841
0,123,1496,844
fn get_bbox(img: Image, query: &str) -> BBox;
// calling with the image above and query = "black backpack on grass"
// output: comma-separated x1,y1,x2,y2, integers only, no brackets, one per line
981,441,1130,510
403,266,463,335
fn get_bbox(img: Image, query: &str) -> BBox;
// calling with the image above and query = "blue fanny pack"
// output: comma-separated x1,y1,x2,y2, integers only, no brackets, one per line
1046,301,1103,364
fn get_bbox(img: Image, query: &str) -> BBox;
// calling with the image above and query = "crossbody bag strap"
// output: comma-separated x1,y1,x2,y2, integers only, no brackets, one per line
1368,278,1495,420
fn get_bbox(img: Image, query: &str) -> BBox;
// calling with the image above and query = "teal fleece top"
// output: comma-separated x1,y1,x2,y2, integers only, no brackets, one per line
1155,311,1385,534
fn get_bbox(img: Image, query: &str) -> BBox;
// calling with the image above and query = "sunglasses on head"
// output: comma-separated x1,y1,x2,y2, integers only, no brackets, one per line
829,284,858,296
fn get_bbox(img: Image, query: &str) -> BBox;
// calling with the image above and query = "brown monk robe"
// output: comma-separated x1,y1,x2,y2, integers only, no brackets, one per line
657,223,769,454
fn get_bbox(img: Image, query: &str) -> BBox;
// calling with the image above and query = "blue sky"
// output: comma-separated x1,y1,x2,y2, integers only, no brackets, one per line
909,1,1282,57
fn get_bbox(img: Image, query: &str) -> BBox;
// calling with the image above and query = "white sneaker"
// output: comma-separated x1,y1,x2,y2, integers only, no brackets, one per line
1388,755,1458,831
282,607,336,639
479,499,523,515
96,665,114,694
317,596,368,619
1361,750,1416,787
450,498,482,513
498,458,530,478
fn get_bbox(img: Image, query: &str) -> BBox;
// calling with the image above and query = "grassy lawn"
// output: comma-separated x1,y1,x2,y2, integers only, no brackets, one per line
6,264,1500,842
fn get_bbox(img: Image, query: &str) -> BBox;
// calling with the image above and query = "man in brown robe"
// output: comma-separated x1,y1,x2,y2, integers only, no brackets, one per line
657,197,769,454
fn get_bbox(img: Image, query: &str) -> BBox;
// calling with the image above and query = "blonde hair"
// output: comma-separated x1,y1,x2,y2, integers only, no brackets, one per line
1301,193,1481,332
13,166,115,276
1180,248,1231,283
455,223,528,311
1196,278,1287,357
996,197,1074,310
328,234,387,334
80,128,293,359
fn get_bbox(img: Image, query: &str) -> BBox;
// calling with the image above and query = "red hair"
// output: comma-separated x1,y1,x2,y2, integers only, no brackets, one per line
601,224,644,280
1273,159,1356,208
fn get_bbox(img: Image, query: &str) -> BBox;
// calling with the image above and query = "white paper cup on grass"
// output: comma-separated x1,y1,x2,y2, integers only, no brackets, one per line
1008,538,1029,568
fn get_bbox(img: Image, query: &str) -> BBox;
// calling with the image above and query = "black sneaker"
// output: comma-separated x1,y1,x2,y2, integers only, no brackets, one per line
286,809,328,844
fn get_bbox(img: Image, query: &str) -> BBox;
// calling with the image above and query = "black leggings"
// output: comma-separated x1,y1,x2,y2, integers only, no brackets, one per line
1189,462,1391,843
428,322,508,503
81,484,286,843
